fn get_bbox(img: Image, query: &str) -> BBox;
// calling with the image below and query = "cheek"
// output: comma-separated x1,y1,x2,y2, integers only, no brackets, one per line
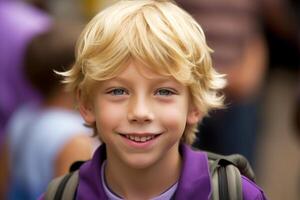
98,102,122,119
156,103,188,134
94,101,125,134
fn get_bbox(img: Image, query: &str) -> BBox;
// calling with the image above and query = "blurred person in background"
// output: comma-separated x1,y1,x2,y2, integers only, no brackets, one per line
293,0,300,139
0,1,51,197
1,20,99,200
0,0,51,153
176,0,268,165
269,0,299,134
263,0,299,77
0,0,105,199
176,0,299,166
176,1,300,199
259,0,299,199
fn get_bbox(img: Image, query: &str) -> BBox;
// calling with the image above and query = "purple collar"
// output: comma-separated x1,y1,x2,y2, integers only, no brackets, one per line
77,144,211,200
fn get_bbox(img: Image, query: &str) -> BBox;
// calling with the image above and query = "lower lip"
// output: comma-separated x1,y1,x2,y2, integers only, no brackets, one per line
120,135,161,149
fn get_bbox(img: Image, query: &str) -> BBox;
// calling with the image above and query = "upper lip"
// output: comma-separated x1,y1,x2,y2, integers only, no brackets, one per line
118,132,162,136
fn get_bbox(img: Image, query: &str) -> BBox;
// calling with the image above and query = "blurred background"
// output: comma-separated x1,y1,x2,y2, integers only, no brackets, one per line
0,0,299,200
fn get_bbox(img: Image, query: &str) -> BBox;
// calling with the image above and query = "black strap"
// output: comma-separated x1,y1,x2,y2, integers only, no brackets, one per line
53,172,74,200
218,163,230,200
46,161,85,200
69,160,86,172
208,153,247,200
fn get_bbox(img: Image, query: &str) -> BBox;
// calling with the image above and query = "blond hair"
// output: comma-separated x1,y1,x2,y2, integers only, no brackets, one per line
60,0,226,145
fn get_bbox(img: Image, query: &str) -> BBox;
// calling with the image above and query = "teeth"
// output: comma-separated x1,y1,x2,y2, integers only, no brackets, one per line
135,136,140,142
125,135,156,142
140,137,146,142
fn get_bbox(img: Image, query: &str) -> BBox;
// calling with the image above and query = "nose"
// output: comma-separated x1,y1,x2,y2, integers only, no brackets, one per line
127,95,154,123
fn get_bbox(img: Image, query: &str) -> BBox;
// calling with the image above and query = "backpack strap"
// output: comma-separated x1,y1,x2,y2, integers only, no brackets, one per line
207,151,255,200
44,153,255,200
226,164,243,199
45,161,85,200
45,171,79,200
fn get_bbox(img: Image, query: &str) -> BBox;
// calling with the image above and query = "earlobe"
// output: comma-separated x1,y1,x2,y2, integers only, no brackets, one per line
78,103,95,124
187,108,202,125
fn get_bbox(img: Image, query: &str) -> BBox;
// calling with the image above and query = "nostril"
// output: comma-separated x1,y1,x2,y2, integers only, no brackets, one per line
127,112,154,123
127,98,154,122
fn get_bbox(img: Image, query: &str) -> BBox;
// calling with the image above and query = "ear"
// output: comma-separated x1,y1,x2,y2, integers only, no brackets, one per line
187,105,202,125
77,90,95,125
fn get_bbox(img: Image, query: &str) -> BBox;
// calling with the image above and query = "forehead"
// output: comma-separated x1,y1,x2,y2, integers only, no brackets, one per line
120,61,166,78
114,61,181,84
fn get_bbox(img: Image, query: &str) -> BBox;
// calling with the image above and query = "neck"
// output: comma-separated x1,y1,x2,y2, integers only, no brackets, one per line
105,144,182,200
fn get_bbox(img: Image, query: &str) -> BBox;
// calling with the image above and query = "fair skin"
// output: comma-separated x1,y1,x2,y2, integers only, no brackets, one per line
54,134,93,177
79,61,201,200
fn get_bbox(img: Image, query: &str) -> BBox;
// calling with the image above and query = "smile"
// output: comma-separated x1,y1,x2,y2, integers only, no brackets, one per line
119,133,161,143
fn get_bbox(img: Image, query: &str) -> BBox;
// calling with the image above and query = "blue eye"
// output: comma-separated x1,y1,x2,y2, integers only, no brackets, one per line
108,88,128,96
156,89,175,96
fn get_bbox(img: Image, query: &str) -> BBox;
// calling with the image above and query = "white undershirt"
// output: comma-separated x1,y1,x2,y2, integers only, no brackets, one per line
101,161,178,200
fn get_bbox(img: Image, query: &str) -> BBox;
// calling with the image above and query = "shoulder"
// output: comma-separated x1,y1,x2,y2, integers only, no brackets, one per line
25,109,92,166
6,104,39,145
184,145,268,200
32,109,90,141
175,145,212,199
242,176,268,200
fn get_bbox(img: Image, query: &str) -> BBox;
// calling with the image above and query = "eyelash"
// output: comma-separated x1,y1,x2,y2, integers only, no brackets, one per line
107,88,129,96
155,88,176,96
106,88,176,96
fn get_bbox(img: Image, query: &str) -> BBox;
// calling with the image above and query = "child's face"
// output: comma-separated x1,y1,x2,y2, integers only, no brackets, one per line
80,61,200,169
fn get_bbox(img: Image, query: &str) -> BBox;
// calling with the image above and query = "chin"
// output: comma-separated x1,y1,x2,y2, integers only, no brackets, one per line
124,155,159,170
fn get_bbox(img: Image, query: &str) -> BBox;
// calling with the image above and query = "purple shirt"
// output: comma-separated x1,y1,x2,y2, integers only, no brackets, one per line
0,1,51,146
40,144,267,199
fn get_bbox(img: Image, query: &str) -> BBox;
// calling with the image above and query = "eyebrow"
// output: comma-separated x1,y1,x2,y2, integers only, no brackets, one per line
106,76,185,93
113,75,179,85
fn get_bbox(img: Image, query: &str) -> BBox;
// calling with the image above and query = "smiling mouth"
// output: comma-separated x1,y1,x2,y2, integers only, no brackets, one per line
119,134,161,143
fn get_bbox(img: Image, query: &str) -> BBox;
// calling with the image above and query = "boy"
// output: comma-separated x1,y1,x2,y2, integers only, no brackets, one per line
42,0,267,199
